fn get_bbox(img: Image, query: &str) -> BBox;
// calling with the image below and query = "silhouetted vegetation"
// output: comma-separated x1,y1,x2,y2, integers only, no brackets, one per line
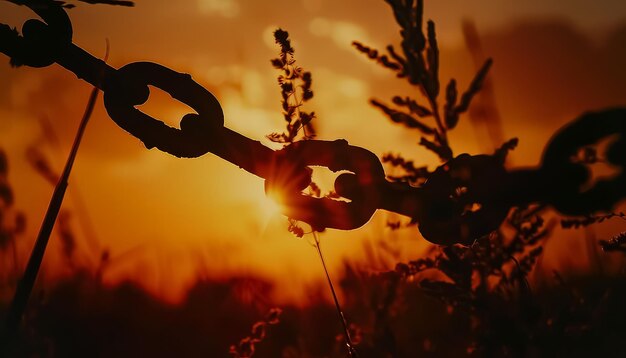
1,0,626,357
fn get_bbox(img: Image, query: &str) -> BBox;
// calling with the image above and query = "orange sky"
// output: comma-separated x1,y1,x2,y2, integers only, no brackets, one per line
1,0,626,303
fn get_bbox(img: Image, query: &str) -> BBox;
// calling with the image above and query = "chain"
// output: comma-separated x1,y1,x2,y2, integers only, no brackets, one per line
2,0,626,246
540,109,626,215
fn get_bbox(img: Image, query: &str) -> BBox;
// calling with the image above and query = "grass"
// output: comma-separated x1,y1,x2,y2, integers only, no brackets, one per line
2,85,99,354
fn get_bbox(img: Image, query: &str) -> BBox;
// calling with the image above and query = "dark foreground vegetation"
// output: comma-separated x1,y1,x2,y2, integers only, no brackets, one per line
2,0,626,357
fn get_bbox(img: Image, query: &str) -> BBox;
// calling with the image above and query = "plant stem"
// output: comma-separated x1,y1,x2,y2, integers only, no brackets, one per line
426,95,448,147
312,231,358,357
1,87,99,351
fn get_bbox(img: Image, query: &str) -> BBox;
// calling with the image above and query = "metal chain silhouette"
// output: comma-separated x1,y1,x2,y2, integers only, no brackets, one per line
1,0,626,246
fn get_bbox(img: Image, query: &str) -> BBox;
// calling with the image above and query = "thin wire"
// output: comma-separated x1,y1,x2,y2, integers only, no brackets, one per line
312,231,358,357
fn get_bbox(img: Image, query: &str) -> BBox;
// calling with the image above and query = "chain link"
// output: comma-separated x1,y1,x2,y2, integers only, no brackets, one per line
541,108,626,215
266,139,388,231
104,61,224,158
2,0,72,67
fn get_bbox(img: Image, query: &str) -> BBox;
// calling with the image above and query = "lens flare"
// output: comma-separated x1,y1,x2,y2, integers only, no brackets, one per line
258,188,286,225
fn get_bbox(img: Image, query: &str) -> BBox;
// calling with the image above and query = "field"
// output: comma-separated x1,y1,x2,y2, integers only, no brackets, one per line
1,0,626,356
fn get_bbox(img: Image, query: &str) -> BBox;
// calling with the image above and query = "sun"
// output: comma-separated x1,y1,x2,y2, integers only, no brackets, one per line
259,194,282,216
257,188,286,225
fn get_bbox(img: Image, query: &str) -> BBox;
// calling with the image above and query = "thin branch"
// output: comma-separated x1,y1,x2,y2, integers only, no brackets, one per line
312,231,358,357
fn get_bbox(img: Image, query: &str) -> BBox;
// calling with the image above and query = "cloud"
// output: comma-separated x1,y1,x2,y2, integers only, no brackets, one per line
197,0,240,18
309,17,375,50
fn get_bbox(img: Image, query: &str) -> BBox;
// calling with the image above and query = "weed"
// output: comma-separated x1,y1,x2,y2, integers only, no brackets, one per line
353,0,492,163
229,308,282,358
267,28,316,144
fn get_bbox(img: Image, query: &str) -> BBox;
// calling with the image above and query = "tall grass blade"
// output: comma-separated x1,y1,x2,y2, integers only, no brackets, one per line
2,86,99,351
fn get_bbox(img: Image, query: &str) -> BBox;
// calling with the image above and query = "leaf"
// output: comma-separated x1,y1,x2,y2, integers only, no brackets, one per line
281,82,293,93
300,71,313,101
444,79,459,129
353,41,402,73
426,20,439,98
300,111,315,126
371,99,435,134
288,219,305,238
352,41,378,59
392,96,432,117
386,45,407,75
455,58,492,114
381,153,430,179
416,0,425,47
379,55,401,70
270,58,283,69
419,136,452,161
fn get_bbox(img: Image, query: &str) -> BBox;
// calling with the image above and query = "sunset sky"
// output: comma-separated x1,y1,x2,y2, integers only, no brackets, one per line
1,0,626,303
